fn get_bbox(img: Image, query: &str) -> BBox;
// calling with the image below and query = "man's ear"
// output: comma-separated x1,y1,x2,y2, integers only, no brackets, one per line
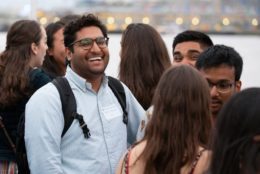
31,42,38,55
235,80,242,92
65,47,72,61
47,48,54,56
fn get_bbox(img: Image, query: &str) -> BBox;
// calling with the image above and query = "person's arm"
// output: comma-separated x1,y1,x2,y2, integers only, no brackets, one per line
116,142,145,174
122,84,145,145
25,84,64,174
115,153,125,174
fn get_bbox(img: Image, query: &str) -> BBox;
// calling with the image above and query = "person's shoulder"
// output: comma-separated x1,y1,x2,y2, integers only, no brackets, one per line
29,81,58,102
193,149,211,174
109,77,128,92
29,68,50,79
29,68,52,90
26,83,61,114
116,79,135,99
129,141,146,164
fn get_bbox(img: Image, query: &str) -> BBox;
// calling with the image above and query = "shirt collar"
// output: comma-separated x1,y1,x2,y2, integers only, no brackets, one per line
65,66,108,92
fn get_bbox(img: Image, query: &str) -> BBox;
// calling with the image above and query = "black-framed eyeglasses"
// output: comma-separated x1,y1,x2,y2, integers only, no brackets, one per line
207,80,235,93
70,37,109,50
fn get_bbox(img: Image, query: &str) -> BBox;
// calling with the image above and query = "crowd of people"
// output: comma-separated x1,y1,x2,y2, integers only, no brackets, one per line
0,13,259,174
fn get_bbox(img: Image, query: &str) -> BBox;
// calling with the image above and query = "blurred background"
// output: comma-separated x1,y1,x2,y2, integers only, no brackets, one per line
0,0,260,88
0,0,260,34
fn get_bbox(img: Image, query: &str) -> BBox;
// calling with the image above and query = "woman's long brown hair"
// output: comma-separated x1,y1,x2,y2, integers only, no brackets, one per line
0,20,41,106
141,65,212,174
119,23,171,110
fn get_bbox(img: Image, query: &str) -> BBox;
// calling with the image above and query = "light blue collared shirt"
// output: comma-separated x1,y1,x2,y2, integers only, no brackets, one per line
25,67,145,174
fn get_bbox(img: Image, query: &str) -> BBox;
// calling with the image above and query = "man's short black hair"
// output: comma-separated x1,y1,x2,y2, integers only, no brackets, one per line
64,14,107,50
196,44,243,81
172,30,213,50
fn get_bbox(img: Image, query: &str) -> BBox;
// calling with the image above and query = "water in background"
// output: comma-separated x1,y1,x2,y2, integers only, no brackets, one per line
0,32,259,88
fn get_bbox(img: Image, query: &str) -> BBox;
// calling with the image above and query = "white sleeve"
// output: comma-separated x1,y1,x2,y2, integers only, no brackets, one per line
25,83,64,174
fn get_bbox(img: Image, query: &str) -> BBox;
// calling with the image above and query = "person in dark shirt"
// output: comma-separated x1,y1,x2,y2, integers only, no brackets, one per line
0,19,50,173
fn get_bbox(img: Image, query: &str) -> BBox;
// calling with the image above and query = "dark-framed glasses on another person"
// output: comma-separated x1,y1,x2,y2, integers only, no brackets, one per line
70,37,109,50
207,80,235,93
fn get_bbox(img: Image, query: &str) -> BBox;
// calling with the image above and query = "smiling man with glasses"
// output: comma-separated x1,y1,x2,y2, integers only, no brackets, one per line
24,14,145,174
196,44,243,122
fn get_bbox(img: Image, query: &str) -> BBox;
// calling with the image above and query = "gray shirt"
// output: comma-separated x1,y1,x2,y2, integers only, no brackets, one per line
25,67,145,174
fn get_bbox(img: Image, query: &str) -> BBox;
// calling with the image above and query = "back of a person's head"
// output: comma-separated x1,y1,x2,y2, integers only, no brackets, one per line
211,87,260,174
143,65,211,173
5,20,41,55
64,14,107,49
120,23,170,72
172,30,213,50
196,44,243,81
0,20,41,105
119,23,171,110
2,19,42,72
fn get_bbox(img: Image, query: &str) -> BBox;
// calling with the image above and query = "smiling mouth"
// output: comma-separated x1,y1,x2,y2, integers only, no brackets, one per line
211,102,220,107
88,57,102,61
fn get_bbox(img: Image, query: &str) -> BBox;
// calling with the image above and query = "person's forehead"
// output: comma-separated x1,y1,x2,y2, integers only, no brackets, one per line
200,65,236,82
75,26,103,40
174,41,203,53
53,28,64,38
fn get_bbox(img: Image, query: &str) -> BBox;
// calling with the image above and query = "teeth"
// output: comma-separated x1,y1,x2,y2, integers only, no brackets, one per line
89,57,102,61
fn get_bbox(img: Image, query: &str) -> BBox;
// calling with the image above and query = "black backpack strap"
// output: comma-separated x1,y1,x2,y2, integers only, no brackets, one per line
108,76,128,124
52,77,90,138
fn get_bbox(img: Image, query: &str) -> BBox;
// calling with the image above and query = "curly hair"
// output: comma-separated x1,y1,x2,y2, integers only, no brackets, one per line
63,14,107,52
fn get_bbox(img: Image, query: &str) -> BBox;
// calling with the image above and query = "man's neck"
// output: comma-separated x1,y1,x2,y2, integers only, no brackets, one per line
70,65,104,92
87,75,103,92
212,114,217,125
